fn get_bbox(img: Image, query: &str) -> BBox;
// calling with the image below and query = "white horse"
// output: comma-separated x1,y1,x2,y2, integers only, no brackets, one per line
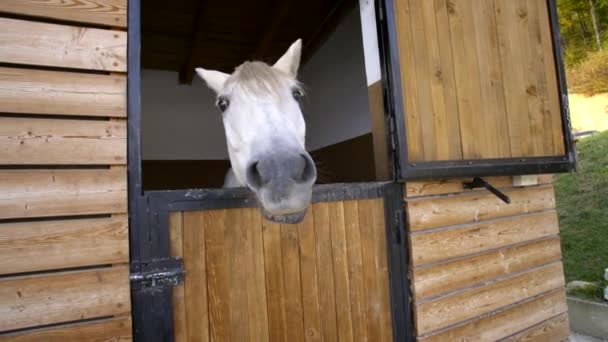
195,39,317,224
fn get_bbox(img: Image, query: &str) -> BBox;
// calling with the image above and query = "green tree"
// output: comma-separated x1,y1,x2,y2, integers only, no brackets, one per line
558,0,608,65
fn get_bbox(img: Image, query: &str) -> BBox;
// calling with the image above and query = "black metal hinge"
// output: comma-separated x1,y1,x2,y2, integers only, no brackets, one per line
130,257,184,290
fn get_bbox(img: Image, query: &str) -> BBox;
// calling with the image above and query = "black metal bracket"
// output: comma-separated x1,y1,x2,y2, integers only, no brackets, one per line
130,257,184,290
463,177,511,204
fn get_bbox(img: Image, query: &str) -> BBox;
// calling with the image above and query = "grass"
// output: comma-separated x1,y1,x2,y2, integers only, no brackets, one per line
555,131,608,301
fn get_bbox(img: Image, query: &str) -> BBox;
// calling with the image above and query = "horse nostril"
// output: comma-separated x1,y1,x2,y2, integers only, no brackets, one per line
298,154,317,184
246,161,265,189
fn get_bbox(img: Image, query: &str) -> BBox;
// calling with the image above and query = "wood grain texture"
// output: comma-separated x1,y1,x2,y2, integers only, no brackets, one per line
297,207,323,342
448,0,486,159
413,237,563,299
409,0,438,160
0,168,127,219
431,0,463,160
226,209,250,342
343,201,368,342
312,202,339,342
359,199,393,342
504,312,569,342
243,208,269,342
0,67,126,117
0,17,126,71
537,0,565,156
328,202,354,342
182,211,209,342
204,209,232,341
394,0,565,160
1,0,127,28
415,262,565,334
405,175,553,197
0,266,130,331
281,223,305,342
0,215,128,275
168,213,187,342
371,199,393,341
471,0,511,158
407,185,556,231
418,0,463,159
411,210,559,266
420,289,567,341
0,317,132,342
262,219,288,342
174,200,394,342
0,117,126,165
368,81,391,180
393,0,424,160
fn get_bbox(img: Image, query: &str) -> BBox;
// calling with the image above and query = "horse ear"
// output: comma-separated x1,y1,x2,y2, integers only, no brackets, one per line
195,68,229,93
273,39,302,77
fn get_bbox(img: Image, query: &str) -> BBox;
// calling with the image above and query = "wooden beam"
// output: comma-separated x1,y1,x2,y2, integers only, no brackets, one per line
250,0,291,62
301,0,357,64
178,1,210,84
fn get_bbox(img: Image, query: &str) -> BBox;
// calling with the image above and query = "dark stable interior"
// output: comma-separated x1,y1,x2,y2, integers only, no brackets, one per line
141,0,382,190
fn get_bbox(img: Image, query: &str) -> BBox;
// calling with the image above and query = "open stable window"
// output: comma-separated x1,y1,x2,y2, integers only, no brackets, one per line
380,0,575,180
140,0,393,190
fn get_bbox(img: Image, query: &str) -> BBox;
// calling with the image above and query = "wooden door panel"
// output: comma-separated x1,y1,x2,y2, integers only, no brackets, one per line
169,199,394,342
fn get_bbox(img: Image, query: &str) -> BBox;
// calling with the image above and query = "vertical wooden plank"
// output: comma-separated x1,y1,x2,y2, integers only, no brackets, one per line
368,82,391,180
408,0,437,160
169,212,187,342
537,0,565,155
495,0,532,157
169,212,184,258
521,0,546,156
226,209,249,341
313,202,339,342
433,0,463,160
371,199,393,342
243,208,269,341
280,223,305,342
263,220,288,342
328,202,354,342
394,0,424,160
447,0,485,159
420,0,454,160
359,200,382,341
471,0,512,158
527,0,553,156
204,210,231,342
182,211,208,342
343,201,368,342
298,207,323,342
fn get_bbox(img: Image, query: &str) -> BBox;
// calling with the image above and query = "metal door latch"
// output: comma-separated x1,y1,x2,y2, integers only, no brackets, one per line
130,257,184,289
463,177,511,204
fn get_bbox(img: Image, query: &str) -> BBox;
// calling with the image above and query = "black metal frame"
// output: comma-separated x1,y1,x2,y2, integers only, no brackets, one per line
377,0,577,181
127,1,413,341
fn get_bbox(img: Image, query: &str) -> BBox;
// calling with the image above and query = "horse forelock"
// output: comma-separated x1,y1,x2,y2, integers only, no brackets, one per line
224,61,300,101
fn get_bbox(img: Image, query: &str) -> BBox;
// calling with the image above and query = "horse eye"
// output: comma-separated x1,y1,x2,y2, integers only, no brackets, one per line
216,97,229,112
292,88,303,99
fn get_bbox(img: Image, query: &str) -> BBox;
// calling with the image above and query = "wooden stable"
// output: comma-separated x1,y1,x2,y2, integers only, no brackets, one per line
0,0,131,340
0,0,575,341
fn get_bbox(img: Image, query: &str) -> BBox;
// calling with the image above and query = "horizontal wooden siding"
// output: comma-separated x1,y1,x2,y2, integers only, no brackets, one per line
0,1,130,340
405,176,569,340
